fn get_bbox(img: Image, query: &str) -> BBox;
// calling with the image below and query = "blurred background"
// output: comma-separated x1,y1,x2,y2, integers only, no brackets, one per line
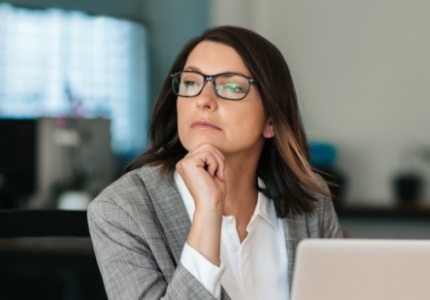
1,0,430,235
1,1,429,298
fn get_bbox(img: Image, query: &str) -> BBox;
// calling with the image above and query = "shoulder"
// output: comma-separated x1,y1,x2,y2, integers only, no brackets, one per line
295,174,342,238
88,164,175,218
305,173,337,220
305,190,343,238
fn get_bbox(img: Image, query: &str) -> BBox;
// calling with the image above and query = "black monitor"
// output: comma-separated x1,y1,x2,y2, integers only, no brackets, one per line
0,119,37,208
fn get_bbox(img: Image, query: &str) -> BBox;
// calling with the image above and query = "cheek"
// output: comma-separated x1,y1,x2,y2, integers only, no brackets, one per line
176,100,189,127
236,107,267,131
176,107,185,134
176,102,184,135
176,101,194,149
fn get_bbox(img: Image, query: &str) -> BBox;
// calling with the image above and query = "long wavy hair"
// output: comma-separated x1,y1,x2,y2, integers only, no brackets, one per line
125,25,329,217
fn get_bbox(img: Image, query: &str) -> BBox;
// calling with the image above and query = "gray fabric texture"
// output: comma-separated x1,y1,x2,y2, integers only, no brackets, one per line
87,165,342,300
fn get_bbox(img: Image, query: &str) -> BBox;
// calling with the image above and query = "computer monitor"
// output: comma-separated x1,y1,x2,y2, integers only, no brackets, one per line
0,117,117,209
35,117,117,208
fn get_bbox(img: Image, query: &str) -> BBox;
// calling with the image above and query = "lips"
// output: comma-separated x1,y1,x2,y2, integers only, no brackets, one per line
191,120,222,130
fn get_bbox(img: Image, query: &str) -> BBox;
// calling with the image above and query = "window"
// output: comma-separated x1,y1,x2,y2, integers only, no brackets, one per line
0,3,149,157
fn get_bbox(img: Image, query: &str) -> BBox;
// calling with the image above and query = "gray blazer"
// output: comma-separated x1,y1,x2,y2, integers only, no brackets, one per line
87,165,342,300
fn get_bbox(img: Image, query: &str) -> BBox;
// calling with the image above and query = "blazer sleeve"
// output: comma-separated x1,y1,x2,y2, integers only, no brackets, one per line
87,184,219,300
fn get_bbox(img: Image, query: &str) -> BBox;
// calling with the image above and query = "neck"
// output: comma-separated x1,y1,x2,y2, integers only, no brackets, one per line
222,159,260,242
222,153,260,215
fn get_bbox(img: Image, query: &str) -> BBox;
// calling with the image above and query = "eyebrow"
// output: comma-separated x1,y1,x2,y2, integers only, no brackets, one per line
183,66,200,72
183,66,251,77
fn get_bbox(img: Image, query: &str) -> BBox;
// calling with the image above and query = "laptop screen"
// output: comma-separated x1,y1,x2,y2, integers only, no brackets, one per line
291,239,430,300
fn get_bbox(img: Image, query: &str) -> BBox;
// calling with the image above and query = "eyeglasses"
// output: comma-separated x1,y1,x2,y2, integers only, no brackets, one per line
170,70,257,101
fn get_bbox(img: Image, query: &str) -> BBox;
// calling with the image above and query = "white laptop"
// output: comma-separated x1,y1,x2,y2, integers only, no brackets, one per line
291,239,430,300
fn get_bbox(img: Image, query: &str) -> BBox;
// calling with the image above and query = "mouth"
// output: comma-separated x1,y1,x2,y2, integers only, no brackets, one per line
191,120,222,130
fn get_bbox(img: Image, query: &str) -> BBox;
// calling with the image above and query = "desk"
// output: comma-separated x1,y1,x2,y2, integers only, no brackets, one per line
0,236,94,254
0,210,107,300
0,237,107,300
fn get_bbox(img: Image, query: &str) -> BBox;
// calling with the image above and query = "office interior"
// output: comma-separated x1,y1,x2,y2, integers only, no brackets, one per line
0,0,429,298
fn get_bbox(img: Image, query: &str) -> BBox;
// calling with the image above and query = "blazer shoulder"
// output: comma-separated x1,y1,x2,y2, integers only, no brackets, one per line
89,164,174,214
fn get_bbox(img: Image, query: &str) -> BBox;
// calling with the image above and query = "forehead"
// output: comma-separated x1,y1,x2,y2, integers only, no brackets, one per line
184,41,250,75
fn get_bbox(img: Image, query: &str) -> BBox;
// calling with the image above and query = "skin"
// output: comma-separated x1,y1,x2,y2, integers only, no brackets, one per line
175,41,274,266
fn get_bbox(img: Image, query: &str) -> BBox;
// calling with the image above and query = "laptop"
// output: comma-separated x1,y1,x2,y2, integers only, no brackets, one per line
291,239,430,300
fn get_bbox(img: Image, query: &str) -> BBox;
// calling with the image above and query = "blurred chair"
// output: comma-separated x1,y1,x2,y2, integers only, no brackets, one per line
0,209,107,300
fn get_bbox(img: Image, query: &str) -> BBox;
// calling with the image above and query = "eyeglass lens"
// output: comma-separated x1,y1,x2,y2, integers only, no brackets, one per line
172,72,251,100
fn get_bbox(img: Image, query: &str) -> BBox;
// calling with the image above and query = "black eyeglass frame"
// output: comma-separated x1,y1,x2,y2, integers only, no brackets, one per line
170,70,258,101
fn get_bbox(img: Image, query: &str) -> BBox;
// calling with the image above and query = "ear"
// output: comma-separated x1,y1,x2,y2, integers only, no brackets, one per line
263,120,274,138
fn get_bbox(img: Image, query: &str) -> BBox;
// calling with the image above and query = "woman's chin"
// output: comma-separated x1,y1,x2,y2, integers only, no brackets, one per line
183,140,221,152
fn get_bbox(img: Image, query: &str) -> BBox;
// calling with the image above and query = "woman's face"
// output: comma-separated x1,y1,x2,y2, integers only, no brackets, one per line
176,41,273,159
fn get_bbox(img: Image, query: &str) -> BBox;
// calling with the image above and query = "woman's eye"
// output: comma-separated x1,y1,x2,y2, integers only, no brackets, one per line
183,80,196,87
225,83,245,93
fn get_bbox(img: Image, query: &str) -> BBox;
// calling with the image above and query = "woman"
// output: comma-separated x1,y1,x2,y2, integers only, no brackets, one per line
88,25,342,300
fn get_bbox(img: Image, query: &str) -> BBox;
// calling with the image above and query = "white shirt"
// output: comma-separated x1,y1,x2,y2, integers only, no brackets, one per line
174,171,289,300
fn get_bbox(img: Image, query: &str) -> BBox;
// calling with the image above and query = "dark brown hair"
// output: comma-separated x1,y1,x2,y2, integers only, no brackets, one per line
126,25,328,217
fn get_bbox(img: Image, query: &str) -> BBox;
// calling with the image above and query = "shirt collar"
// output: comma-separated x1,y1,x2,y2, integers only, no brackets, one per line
254,178,278,228
174,171,278,227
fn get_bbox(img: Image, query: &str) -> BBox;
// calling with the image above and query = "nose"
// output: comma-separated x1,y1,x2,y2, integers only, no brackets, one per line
196,80,218,110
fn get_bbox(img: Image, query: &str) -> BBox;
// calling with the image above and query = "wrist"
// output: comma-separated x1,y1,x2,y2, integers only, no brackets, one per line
188,209,223,266
194,202,224,216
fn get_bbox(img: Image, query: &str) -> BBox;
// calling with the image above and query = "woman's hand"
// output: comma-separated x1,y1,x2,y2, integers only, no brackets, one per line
176,144,226,265
176,143,226,214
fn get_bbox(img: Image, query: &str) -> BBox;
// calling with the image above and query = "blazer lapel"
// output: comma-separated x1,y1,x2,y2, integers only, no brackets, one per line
144,168,191,264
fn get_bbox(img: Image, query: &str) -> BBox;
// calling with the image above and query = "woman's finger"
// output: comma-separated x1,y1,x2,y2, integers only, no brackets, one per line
186,144,225,180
